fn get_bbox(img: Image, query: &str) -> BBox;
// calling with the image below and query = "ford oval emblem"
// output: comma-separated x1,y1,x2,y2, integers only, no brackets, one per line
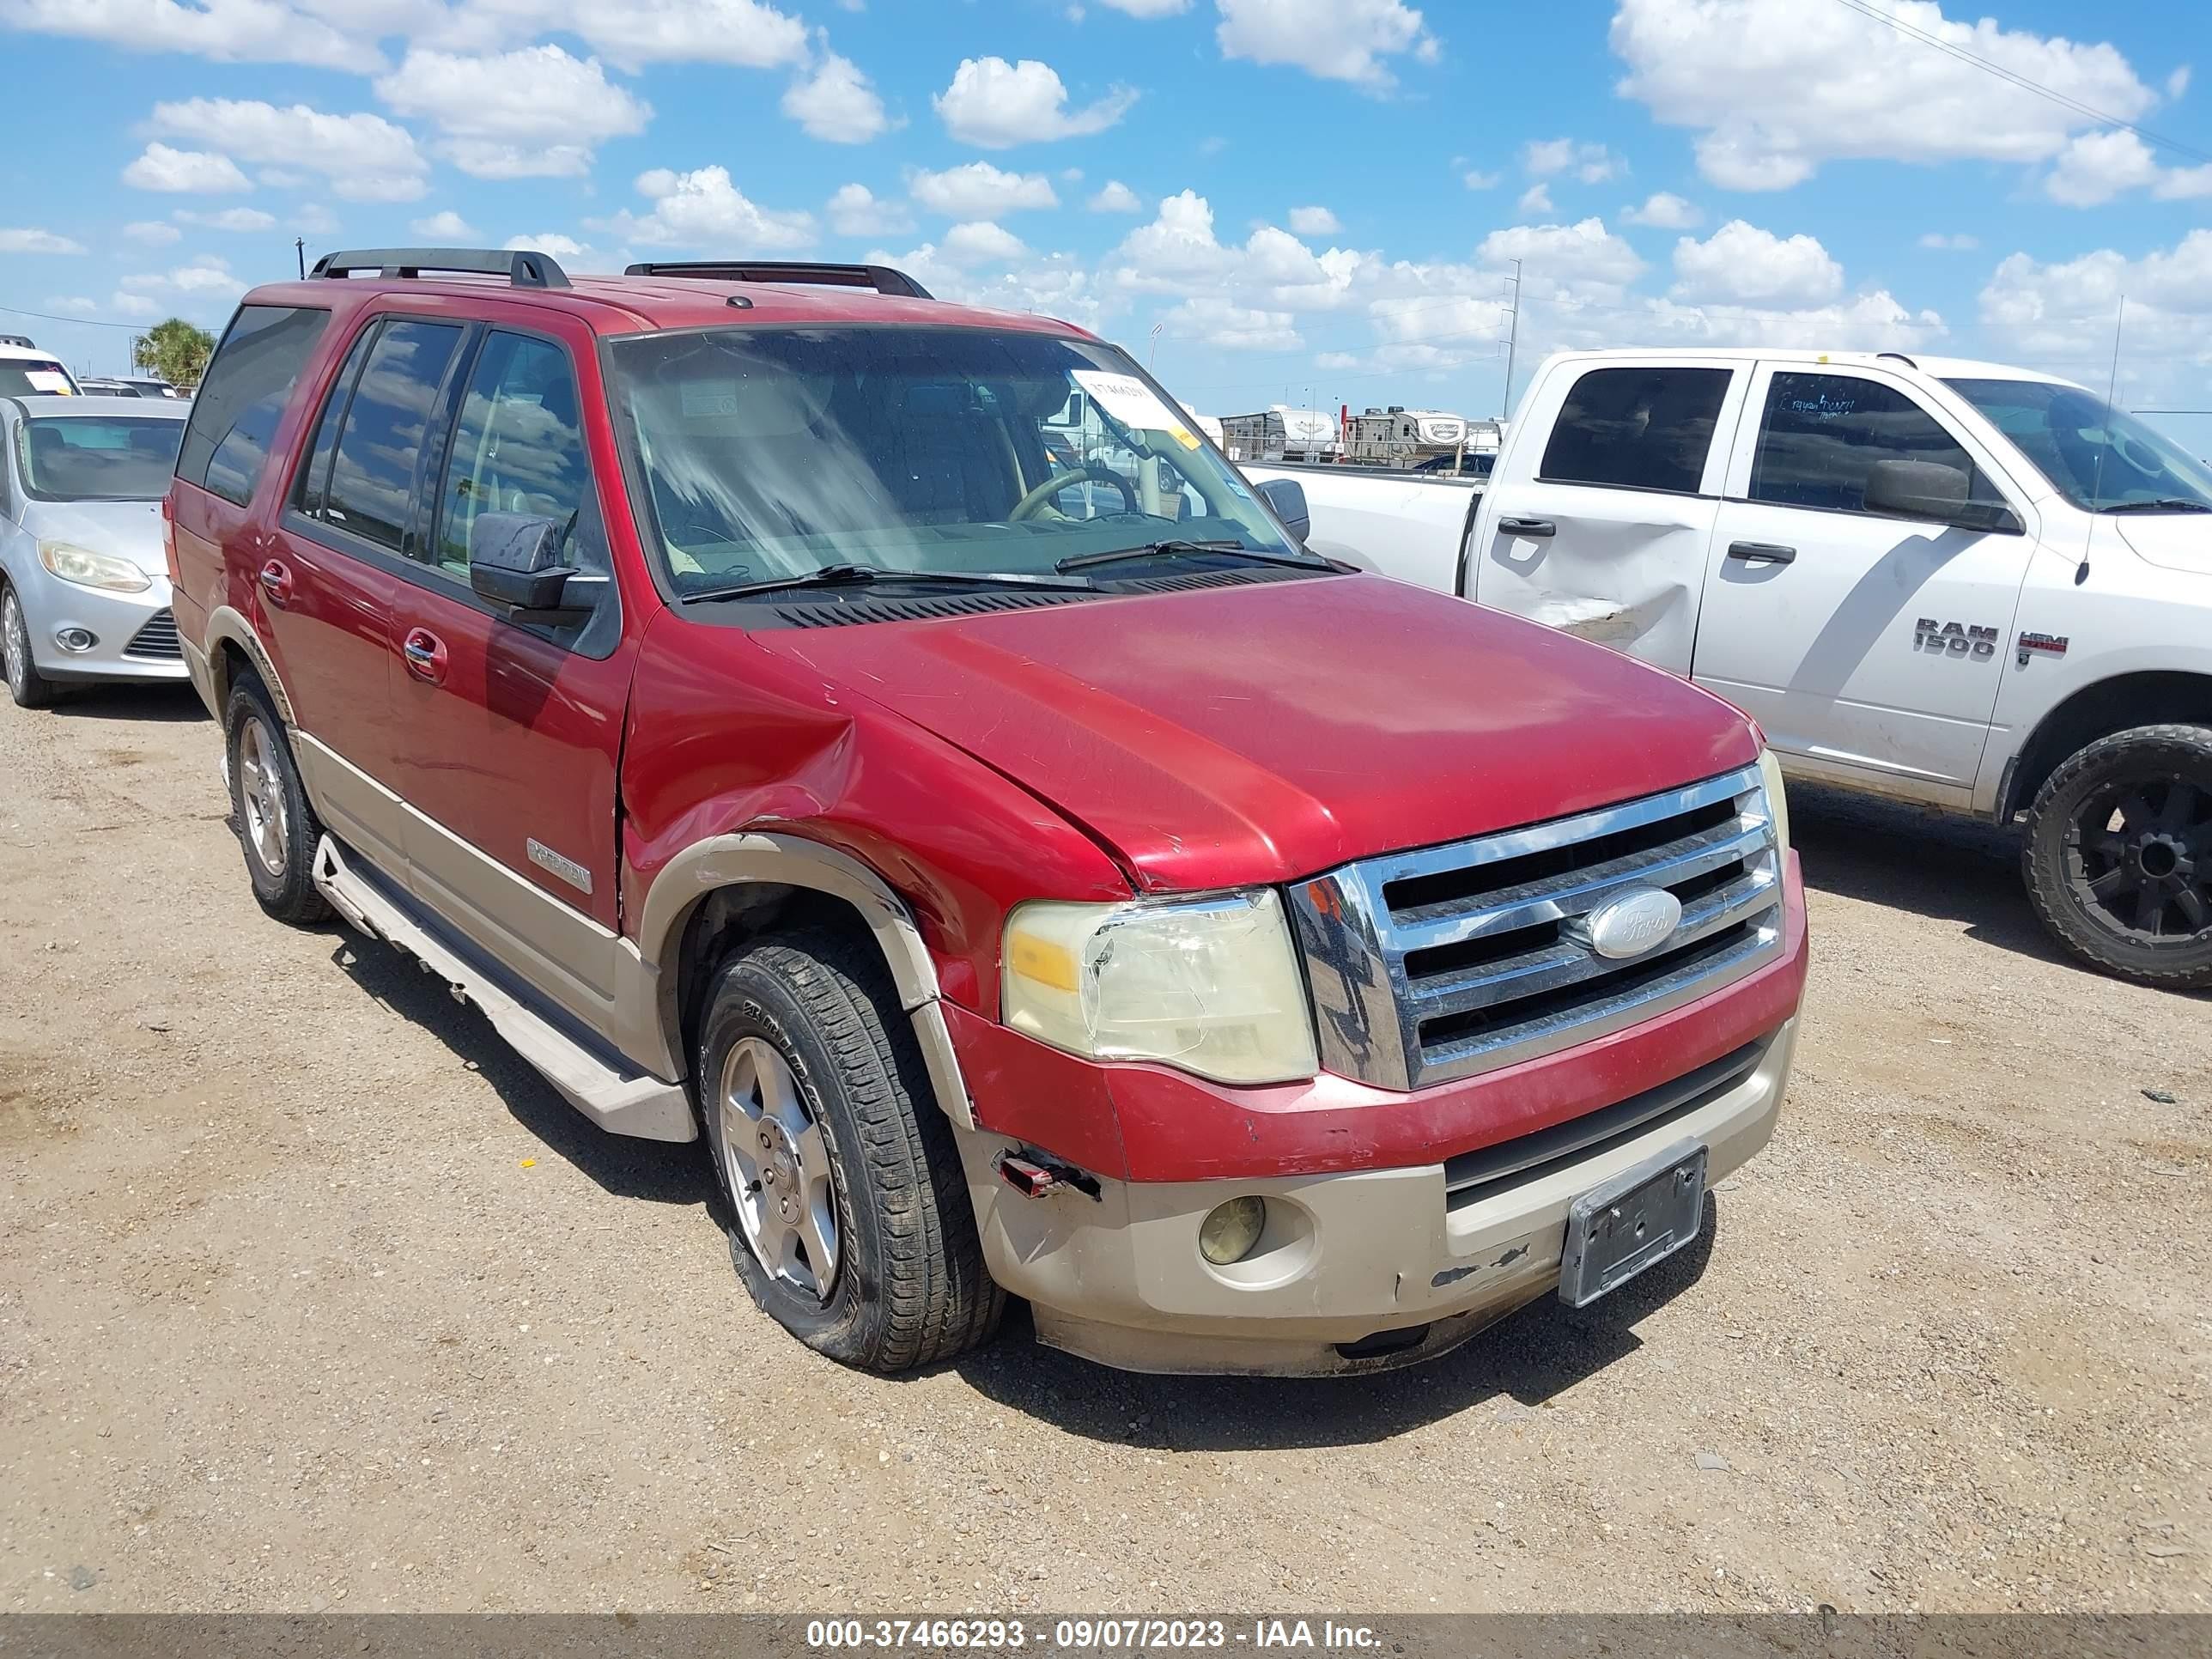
1579,888,1683,960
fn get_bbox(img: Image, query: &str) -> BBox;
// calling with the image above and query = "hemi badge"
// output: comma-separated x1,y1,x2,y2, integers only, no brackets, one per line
2018,632,2069,658
526,837,592,895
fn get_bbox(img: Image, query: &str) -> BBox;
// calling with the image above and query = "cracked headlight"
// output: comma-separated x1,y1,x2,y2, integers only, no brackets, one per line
1001,890,1318,1085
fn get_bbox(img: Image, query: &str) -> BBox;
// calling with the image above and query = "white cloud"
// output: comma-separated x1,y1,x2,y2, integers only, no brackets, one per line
412,0,810,73
825,183,910,237
121,143,252,194
374,46,648,179
1462,168,1501,191
1613,0,2160,191
1287,205,1341,235
121,256,246,298
939,222,1027,266
122,220,184,245
599,166,815,250
1671,220,1843,307
1523,137,1621,184
0,0,368,70
1622,191,1700,228
173,206,277,232
863,241,1103,329
410,210,481,240
1088,180,1142,213
1107,191,1366,322
45,296,101,316
1161,296,1302,351
1478,217,1647,295
0,228,85,254
1215,0,1437,89
150,98,428,201
933,56,1135,147
1095,0,1188,13
910,161,1059,217
2155,163,2212,201
108,292,163,319
782,46,891,143
2045,129,2160,207
504,233,600,269
1978,231,2212,394
294,202,341,235
1516,184,1553,216
1918,231,1979,251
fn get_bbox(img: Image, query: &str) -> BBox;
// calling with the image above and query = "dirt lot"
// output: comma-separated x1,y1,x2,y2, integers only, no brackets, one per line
2,684,2207,1616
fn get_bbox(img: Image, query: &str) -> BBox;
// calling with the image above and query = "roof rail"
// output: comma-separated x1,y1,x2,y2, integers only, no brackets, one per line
621,260,933,300
308,247,571,289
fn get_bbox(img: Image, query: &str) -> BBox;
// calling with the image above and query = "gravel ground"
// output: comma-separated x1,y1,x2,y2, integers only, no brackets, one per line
2,684,2207,1615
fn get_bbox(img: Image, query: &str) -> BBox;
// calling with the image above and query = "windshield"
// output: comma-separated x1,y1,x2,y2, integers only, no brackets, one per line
1944,378,2212,514
605,325,1309,596
1,358,77,398
19,415,185,501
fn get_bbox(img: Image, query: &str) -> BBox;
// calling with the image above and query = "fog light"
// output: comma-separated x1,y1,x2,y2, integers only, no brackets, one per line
1199,1196,1267,1266
55,628,97,653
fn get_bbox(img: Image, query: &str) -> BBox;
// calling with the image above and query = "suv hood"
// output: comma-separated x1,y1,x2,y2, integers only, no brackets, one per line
756,574,1760,890
2114,515,2212,578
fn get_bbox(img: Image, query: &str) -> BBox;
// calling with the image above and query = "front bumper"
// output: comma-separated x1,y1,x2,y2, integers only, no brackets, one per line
16,570,186,684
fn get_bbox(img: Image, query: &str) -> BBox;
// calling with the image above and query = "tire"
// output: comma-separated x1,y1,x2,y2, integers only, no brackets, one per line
2022,723,2212,990
224,672,331,926
1,582,60,709
696,927,1003,1372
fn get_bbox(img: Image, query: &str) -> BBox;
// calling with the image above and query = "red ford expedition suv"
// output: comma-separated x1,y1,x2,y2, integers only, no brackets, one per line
166,249,1808,1376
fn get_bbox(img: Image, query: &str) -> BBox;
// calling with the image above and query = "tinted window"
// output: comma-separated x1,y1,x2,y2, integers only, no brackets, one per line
0,357,76,398
179,305,330,507
19,416,185,501
1751,373,1996,514
323,320,464,553
291,322,380,519
432,331,605,582
1540,367,1729,495
1944,376,2212,514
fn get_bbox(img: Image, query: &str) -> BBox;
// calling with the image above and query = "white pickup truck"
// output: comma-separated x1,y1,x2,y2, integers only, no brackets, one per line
1244,348,2212,989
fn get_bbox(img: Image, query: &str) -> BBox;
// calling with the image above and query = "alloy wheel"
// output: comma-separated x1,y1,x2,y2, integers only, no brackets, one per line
2065,773,2211,944
235,716,290,878
718,1036,840,1303
2,592,25,697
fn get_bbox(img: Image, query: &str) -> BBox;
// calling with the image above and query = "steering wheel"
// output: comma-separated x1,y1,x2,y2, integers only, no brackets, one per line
1008,463,1140,522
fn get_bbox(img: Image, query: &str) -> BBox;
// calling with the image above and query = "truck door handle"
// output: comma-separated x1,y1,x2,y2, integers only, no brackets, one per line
1726,541,1797,565
258,560,294,606
1498,517,1556,538
401,627,448,685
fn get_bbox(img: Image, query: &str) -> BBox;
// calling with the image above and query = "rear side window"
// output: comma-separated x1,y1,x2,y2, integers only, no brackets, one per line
319,319,465,553
179,305,330,507
1750,372,1996,514
1539,366,1731,495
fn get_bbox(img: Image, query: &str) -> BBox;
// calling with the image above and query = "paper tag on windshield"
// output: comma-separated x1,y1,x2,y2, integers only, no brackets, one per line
1073,370,1198,448
25,370,71,394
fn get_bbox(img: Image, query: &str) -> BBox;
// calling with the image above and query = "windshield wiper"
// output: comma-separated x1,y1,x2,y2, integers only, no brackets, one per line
682,562,1097,604
2100,498,2212,514
1057,539,1331,575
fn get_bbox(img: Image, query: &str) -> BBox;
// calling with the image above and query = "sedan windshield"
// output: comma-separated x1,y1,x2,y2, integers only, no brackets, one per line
1944,378,2212,514
605,325,1313,596
19,416,185,501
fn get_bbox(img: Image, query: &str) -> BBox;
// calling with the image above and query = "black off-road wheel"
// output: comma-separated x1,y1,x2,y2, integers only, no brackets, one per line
224,673,331,927
1,582,60,709
2022,724,2212,990
696,928,1002,1372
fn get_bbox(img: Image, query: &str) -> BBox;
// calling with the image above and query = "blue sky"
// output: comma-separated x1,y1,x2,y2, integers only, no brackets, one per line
3,0,2209,445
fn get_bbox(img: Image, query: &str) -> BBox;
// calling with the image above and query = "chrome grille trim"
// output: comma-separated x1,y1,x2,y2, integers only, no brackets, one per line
1286,763,1784,1091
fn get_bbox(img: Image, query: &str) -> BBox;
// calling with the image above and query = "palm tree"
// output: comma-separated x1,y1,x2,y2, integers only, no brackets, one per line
131,318,216,390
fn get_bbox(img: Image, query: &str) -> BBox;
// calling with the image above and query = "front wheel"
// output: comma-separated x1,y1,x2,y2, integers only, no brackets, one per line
697,929,1002,1372
1,583,59,708
2022,724,2212,990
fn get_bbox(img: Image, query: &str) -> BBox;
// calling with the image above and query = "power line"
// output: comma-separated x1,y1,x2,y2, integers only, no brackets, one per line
1828,0,2212,167
0,301,147,332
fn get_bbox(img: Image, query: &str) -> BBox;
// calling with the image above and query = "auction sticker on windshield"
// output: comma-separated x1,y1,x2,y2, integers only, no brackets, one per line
1073,369,1200,448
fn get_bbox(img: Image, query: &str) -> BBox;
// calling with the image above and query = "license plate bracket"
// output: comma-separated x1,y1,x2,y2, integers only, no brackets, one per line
1558,1139,1708,1308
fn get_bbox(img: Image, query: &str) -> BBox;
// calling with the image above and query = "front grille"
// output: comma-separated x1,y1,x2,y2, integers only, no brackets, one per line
124,608,182,661
1286,764,1784,1091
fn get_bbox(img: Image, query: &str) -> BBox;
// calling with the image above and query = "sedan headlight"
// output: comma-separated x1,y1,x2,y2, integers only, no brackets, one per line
1757,748,1791,854
1002,890,1317,1085
39,541,151,593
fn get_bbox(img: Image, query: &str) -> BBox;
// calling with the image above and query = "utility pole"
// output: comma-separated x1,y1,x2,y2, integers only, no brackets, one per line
1500,258,1523,422
295,237,307,280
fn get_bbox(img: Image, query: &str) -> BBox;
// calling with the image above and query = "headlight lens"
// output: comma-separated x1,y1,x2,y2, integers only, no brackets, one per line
1757,748,1790,854
1002,890,1318,1085
39,541,151,593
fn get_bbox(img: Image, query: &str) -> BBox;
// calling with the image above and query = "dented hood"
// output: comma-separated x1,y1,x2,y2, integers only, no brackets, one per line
756,574,1760,890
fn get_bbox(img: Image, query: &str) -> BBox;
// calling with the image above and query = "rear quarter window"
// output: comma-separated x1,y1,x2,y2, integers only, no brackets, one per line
178,304,331,507
1539,366,1732,495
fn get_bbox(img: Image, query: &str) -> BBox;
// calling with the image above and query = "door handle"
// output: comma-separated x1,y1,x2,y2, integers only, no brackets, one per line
401,627,448,685
1498,517,1556,538
1726,540,1797,565
258,560,294,606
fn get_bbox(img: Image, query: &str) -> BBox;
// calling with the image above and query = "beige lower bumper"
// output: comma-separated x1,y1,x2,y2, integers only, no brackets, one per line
958,1018,1797,1376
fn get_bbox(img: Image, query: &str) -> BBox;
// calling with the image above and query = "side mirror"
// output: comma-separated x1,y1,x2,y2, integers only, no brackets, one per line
468,511,598,622
1863,459,2023,534
1255,476,1310,543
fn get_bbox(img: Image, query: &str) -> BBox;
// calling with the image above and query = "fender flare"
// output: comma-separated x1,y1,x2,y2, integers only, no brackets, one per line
636,831,976,1129
198,605,297,726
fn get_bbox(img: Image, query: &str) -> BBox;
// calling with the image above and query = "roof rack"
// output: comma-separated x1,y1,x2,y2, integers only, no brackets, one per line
308,247,571,289
1876,350,1919,370
621,260,932,300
